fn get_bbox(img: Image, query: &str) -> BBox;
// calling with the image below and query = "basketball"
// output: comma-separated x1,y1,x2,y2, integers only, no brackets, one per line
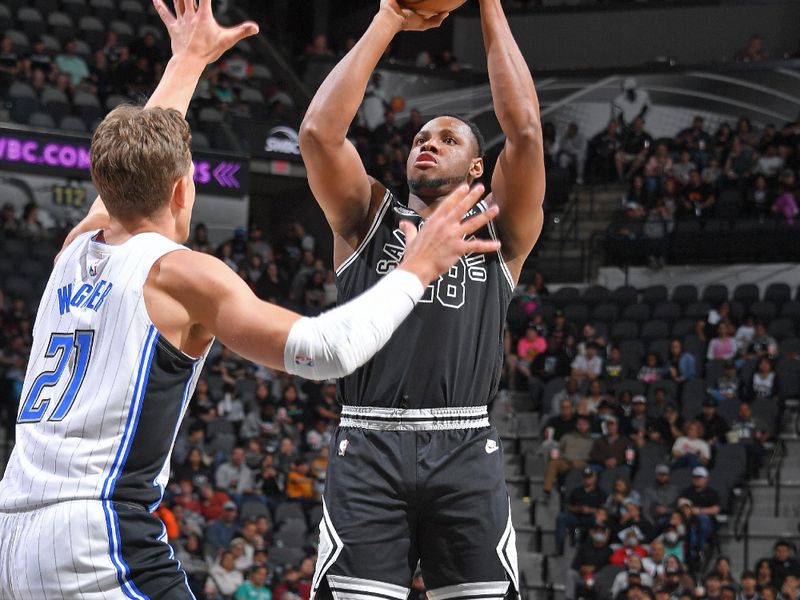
399,0,469,16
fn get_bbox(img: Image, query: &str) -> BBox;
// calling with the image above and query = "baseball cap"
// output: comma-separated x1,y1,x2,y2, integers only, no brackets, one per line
655,464,670,475
223,501,237,510
632,395,646,404
703,397,716,407
623,77,637,91
582,466,595,477
323,379,337,386
623,495,641,507
677,497,693,508
692,466,709,477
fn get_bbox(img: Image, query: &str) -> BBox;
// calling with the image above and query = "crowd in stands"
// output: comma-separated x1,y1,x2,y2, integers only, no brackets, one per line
502,273,800,598
0,4,289,151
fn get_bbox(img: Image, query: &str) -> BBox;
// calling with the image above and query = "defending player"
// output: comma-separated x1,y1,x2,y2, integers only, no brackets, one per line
0,2,502,598
299,0,545,598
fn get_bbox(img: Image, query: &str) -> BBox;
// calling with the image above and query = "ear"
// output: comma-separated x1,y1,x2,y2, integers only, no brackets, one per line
470,157,484,180
171,175,189,211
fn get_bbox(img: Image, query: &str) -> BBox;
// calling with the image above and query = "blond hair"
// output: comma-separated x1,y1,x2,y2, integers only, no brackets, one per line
90,105,192,219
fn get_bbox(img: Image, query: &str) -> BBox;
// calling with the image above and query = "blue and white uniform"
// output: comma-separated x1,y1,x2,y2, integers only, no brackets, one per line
0,231,207,600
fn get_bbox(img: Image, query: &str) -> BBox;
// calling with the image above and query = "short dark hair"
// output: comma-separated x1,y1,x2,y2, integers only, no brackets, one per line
438,113,486,158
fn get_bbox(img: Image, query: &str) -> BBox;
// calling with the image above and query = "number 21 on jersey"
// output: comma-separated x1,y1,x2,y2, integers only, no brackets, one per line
18,330,95,423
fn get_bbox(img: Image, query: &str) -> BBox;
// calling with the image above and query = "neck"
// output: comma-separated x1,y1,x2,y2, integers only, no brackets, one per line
407,191,450,219
103,211,178,245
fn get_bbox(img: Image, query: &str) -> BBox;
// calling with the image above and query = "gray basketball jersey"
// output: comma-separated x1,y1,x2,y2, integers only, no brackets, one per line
0,231,208,511
335,190,515,410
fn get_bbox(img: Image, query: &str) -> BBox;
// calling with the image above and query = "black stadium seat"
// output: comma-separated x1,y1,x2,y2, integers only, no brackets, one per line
765,283,791,309
768,318,796,341
610,285,638,307
582,284,611,307
733,284,760,310
550,286,580,308
622,303,650,324
653,301,681,324
564,303,589,327
672,284,698,307
750,301,777,323
641,320,669,343
702,284,728,308
592,302,619,325
611,320,639,342
685,301,711,320
642,285,668,307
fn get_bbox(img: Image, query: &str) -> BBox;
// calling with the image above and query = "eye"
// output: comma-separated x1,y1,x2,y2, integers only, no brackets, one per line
415,138,425,146
445,137,456,145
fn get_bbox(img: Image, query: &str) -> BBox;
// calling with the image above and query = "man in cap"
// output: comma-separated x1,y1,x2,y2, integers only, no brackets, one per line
614,496,655,543
697,396,730,445
589,415,628,472
643,464,679,527
555,466,607,555
613,77,651,132
677,466,720,555
543,414,594,496
205,500,241,558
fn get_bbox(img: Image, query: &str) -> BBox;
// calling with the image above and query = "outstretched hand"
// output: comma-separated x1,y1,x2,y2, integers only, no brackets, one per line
399,184,501,286
380,0,449,32
153,0,259,65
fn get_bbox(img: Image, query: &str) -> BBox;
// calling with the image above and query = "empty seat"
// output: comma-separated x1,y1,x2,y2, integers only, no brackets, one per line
682,335,707,363
776,358,800,400
198,107,223,122
648,338,671,362
89,0,116,21
17,7,46,38
782,301,800,324
46,12,74,44
120,0,146,26
615,378,645,401
62,0,89,20
8,82,38,123
768,318,795,341
750,301,777,323
592,303,619,325
41,87,71,122
611,321,639,342
702,284,728,308
642,285,668,307
641,320,669,343
78,15,106,50
582,284,611,307
105,94,129,110
138,24,164,42
73,39,91,59
251,63,273,82
653,301,681,323
672,284,698,307
550,286,580,308
765,283,791,308
704,359,727,385
0,5,12,32
622,303,650,324
28,111,55,129
685,301,711,320
620,340,645,372
733,284,759,310
610,285,638,307
5,29,30,53
73,90,103,121
109,20,134,44
563,303,589,327
59,115,87,132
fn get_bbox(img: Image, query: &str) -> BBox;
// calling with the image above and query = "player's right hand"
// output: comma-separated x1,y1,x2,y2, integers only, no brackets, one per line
380,0,450,32
398,183,501,287
153,0,259,65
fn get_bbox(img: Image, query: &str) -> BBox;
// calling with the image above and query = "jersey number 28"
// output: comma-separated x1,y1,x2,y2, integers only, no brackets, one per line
18,330,95,423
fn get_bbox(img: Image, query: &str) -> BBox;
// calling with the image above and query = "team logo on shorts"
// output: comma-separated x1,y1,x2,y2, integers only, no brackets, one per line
485,439,499,454
338,439,349,456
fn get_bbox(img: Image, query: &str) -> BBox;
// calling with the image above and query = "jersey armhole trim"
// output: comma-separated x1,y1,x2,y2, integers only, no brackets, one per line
335,189,393,278
480,201,515,292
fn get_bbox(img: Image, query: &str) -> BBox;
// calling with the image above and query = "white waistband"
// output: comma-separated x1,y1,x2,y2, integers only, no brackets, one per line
339,406,490,431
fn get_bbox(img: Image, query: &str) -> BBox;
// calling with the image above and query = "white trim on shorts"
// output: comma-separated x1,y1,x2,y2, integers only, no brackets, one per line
338,406,490,431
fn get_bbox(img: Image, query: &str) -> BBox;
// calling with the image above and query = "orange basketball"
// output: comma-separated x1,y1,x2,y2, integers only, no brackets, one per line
399,0,468,16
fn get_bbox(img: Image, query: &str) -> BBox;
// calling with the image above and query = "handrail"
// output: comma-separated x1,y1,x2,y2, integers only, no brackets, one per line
766,439,786,517
733,487,754,569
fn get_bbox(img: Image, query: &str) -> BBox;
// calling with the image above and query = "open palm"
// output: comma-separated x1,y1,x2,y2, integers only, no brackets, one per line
153,0,259,65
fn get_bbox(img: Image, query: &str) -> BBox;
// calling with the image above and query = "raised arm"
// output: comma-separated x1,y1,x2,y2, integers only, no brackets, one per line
156,184,500,376
60,0,257,249
299,1,447,245
481,0,545,280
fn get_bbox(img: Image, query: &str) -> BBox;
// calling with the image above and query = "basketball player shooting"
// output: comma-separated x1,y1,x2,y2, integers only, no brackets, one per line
299,0,545,598
0,1,502,598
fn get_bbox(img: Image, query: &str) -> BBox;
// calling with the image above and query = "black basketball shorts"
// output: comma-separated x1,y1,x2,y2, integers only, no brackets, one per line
310,406,520,600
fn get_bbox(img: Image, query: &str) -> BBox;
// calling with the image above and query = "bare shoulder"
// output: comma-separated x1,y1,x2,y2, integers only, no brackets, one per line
150,249,239,302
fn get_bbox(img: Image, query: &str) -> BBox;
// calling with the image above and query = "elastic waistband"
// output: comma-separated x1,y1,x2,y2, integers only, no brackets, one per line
339,406,490,431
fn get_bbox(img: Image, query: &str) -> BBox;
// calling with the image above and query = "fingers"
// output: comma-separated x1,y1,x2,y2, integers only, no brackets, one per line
398,220,418,247
185,0,196,15
153,0,176,26
460,204,499,237
437,182,472,217
173,0,185,17
422,11,449,29
224,21,260,46
199,0,211,14
462,238,501,255
452,183,485,219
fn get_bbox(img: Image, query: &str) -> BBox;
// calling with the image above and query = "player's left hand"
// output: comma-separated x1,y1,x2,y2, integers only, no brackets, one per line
379,0,449,32
153,0,259,65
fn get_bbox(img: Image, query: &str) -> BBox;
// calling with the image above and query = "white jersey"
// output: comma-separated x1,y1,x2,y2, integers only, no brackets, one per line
0,231,208,512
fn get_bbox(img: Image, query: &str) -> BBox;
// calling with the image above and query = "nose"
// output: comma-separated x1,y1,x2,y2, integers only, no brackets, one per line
420,139,439,154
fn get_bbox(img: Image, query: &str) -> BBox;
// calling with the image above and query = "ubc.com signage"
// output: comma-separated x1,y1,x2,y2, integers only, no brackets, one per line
0,127,249,197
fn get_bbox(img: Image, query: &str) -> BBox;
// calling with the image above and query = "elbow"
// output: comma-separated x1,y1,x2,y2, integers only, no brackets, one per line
299,120,323,148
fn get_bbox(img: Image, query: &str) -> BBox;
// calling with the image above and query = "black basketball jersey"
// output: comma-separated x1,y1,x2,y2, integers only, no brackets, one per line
335,189,515,410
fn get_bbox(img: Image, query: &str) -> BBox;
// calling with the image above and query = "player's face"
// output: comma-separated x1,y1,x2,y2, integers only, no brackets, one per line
407,116,483,199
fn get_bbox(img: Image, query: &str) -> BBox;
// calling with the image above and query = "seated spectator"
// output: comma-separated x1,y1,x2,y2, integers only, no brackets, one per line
509,323,547,388
605,477,640,522
707,323,738,361
234,565,271,600
702,156,723,188
772,170,798,225
612,555,654,598
543,415,594,496
704,573,724,600
539,399,577,454
756,144,785,181
748,175,774,221
614,497,654,542
673,150,697,187
665,339,697,383
174,444,214,487
712,556,740,591
677,466,721,559
558,122,587,184
588,119,623,182
571,342,603,382
638,352,664,384
56,39,91,86
724,136,756,186
644,142,674,194
273,568,311,599
735,316,757,355
739,570,759,600
709,360,743,404
677,116,713,169
589,416,628,472
216,447,257,501
579,379,609,416
734,34,767,62
616,119,654,180
285,460,315,503
660,517,687,563
643,540,667,579
730,402,770,478
625,394,649,442
671,421,711,470
199,481,232,523
555,466,607,555
610,525,650,566
643,197,674,270
696,398,730,445
176,533,209,596
756,558,775,590
565,522,612,600
643,464,679,528
747,356,778,401
207,550,244,598
679,170,716,219
749,323,779,359
549,376,582,415
205,501,241,558
0,35,20,86
604,346,628,393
